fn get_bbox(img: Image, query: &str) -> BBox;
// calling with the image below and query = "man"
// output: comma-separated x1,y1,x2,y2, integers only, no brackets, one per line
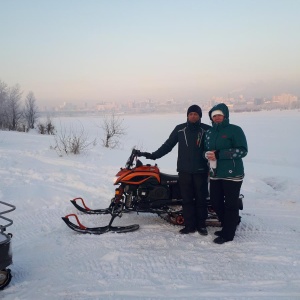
143,105,211,235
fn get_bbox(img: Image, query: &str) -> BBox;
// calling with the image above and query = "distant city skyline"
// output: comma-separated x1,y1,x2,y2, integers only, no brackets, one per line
1,0,300,107
40,92,299,114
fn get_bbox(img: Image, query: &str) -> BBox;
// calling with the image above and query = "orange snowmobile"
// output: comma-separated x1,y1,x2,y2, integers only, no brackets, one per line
62,148,242,234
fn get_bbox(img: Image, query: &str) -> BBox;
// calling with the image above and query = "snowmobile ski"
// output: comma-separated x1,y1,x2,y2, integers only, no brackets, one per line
62,214,139,235
70,197,111,214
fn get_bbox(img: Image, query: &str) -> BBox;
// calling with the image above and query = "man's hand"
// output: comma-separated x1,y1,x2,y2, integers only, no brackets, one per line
139,152,155,160
143,152,153,159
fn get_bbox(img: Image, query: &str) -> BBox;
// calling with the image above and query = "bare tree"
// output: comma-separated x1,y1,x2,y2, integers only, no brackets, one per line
100,114,126,148
0,80,8,128
6,84,23,131
24,91,39,129
37,115,56,135
53,123,96,156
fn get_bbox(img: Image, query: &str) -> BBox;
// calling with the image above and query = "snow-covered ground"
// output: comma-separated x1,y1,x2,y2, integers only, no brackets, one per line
0,110,300,299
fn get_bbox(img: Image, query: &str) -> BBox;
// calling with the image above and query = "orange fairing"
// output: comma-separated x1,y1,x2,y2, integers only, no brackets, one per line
114,165,160,185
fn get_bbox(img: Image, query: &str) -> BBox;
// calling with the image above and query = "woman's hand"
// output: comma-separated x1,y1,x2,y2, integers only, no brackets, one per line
205,151,216,161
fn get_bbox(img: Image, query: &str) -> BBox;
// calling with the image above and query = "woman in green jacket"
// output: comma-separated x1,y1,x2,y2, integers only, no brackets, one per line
204,103,248,244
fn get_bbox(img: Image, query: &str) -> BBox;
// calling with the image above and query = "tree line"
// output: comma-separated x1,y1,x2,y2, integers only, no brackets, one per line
0,79,127,153
0,80,38,131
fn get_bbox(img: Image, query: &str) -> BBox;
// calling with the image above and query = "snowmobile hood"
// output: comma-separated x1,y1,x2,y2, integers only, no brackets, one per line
208,103,229,121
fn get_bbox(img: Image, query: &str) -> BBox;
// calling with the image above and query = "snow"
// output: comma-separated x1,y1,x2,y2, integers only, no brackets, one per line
1,110,300,299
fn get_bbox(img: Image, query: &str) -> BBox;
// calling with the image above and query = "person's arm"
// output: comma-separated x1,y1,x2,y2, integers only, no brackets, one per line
151,126,179,159
217,126,248,160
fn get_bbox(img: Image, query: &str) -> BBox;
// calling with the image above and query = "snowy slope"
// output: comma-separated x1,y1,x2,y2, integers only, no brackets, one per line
0,110,300,299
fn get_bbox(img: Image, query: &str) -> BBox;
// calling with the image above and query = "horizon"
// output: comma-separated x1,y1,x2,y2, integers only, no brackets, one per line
1,0,300,106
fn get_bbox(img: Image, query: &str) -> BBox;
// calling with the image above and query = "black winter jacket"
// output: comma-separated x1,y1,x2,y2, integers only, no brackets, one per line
151,121,211,174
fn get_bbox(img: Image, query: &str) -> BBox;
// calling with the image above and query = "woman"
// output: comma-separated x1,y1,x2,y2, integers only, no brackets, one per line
204,103,248,244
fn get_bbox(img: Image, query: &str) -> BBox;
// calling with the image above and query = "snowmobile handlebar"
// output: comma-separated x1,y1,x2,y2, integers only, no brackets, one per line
125,149,140,168
125,149,156,169
136,151,147,157
125,149,152,169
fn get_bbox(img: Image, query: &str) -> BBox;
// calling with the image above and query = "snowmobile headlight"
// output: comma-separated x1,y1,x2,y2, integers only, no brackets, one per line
114,187,124,202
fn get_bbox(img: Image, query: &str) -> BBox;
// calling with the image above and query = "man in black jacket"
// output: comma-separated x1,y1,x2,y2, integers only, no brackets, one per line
143,105,211,235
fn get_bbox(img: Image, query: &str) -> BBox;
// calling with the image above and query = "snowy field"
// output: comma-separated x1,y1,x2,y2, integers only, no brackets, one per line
0,110,300,299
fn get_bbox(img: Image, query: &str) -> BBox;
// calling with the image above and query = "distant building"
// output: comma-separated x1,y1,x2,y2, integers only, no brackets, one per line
59,102,77,111
254,98,264,105
272,93,298,106
96,101,117,111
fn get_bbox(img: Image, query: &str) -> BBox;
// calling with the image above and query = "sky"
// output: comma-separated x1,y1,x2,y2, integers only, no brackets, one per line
1,110,300,299
1,0,300,107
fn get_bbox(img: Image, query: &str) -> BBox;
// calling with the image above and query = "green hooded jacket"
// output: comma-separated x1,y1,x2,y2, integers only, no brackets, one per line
204,103,248,179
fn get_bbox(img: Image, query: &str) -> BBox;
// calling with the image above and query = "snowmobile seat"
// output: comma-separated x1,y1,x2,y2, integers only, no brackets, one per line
160,173,179,185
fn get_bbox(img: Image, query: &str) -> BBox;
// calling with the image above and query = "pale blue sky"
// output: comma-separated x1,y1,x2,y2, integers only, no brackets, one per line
1,0,299,106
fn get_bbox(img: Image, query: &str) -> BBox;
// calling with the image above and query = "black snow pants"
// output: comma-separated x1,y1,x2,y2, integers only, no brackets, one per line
210,179,242,240
178,172,208,229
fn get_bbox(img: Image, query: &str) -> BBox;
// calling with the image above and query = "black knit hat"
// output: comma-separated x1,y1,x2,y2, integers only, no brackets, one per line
187,104,202,118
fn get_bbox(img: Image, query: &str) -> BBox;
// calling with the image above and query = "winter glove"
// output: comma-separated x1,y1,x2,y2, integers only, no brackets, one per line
140,152,156,160
143,152,153,159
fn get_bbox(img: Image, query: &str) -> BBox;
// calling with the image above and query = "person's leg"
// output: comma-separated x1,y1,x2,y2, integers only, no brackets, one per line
209,180,225,226
221,180,243,241
179,172,196,231
193,173,208,228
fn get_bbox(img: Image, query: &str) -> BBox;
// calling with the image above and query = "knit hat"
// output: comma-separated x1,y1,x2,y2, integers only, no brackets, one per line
211,110,224,118
187,105,202,118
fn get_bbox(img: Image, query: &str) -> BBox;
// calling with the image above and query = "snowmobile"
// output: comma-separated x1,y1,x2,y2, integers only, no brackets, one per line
0,201,16,290
62,148,244,234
